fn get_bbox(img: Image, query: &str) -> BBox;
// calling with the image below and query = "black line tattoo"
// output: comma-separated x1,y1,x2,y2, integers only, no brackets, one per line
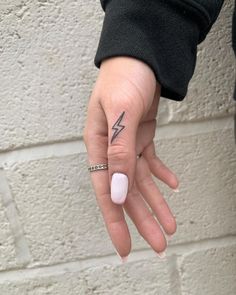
111,111,125,144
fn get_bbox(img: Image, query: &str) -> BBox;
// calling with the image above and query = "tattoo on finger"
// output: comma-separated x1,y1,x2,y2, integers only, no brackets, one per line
111,111,125,144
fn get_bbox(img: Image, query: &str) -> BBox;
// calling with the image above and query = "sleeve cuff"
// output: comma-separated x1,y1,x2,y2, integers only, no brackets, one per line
94,0,202,101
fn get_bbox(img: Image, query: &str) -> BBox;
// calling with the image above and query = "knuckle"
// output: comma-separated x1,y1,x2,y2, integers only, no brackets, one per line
157,196,167,209
102,92,144,119
139,175,153,187
83,131,106,149
83,129,96,147
107,145,131,163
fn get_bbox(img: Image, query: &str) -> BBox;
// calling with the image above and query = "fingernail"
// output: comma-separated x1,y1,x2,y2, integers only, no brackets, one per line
166,234,173,241
173,188,179,193
157,251,166,259
111,173,128,204
121,256,129,263
115,249,129,263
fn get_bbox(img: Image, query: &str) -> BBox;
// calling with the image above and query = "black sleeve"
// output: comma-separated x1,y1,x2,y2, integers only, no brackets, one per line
232,0,236,100
94,0,224,101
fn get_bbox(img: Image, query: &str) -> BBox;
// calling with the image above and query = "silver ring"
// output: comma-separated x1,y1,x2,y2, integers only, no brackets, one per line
88,154,142,173
88,163,108,172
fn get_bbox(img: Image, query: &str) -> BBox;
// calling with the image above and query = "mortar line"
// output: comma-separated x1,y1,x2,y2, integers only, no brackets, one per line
156,115,233,139
0,169,32,266
0,116,233,167
0,234,235,283
0,140,86,168
168,255,182,295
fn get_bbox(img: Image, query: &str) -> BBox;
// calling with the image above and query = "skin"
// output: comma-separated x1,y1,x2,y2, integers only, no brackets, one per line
83,56,179,258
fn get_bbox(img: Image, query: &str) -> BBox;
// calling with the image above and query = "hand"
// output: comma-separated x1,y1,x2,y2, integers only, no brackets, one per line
83,56,179,259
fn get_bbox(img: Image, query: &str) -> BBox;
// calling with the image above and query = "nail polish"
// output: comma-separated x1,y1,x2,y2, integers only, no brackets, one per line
157,251,166,259
115,249,129,263
111,173,128,204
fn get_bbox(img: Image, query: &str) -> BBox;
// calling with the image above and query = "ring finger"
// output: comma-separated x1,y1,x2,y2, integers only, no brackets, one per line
135,153,177,235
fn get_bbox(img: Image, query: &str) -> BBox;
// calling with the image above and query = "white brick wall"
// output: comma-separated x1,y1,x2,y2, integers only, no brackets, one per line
0,0,235,294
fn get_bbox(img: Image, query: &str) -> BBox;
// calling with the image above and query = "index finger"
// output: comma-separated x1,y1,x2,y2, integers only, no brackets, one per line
83,98,131,258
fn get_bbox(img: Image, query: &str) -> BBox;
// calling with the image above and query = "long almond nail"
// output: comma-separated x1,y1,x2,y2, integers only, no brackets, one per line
115,249,129,263
157,251,166,259
121,256,129,263
111,173,128,204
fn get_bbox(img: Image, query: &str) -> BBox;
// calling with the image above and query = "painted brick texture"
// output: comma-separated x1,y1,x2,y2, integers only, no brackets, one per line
0,0,235,294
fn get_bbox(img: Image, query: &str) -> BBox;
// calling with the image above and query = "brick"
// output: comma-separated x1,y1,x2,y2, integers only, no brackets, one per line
0,1,234,151
83,257,173,295
5,154,116,266
0,273,87,295
179,244,236,295
0,0,100,151
0,256,173,295
154,128,236,246
4,128,235,266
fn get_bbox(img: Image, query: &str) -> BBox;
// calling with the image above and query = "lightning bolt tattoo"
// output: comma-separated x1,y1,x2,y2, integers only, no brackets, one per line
111,111,125,144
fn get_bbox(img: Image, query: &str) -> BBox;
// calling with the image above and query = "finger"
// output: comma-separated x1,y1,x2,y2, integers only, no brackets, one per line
102,94,144,205
135,155,177,235
124,184,167,254
140,83,160,122
143,142,179,189
136,120,156,154
83,99,131,257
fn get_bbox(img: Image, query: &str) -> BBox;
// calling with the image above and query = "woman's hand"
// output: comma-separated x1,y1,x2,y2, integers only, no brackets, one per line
83,56,179,259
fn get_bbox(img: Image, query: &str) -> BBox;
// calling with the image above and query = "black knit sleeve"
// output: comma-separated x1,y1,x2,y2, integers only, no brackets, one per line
94,0,224,101
232,0,236,100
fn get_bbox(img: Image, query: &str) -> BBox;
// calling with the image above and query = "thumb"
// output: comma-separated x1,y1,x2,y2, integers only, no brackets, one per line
104,100,143,205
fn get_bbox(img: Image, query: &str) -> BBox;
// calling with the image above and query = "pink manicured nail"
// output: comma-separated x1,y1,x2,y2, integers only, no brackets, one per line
157,251,166,259
111,173,128,204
